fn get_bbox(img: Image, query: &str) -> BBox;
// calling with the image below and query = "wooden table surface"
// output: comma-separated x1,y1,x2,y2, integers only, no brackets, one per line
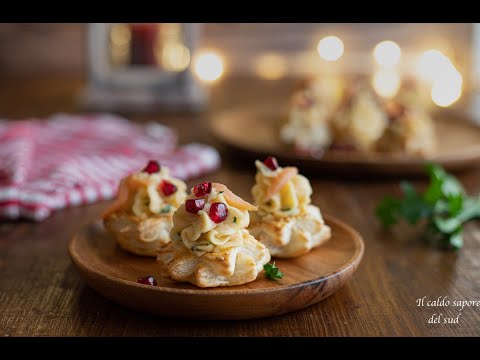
1,75,480,336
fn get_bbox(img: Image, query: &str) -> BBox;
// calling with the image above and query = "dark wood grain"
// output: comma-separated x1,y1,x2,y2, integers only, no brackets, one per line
68,215,363,320
1,75,480,336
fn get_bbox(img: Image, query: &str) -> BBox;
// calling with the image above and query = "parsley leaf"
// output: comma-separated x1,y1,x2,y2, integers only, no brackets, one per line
398,181,430,225
375,163,480,250
160,204,172,213
376,196,402,226
233,216,237,223
264,262,284,280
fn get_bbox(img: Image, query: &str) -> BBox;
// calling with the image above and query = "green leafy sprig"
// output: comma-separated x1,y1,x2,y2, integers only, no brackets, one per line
376,164,480,249
264,262,284,280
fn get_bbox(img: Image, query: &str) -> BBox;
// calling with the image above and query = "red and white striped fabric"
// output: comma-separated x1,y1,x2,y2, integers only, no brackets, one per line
0,113,221,221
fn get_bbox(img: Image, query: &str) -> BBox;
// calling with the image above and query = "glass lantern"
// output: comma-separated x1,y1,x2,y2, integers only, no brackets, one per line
81,23,206,112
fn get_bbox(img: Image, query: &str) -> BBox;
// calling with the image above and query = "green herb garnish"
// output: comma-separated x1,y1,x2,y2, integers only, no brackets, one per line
281,208,291,212
218,191,224,194
233,216,237,223
375,163,480,249
160,204,172,213
264,262,284,280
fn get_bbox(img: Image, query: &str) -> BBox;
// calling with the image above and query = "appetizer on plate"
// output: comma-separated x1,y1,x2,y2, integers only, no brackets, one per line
331,85,388,152
376,100,436,156
281,77,343,152
158,182,270,288
280,89,333,152
280,77,437,157
102,160,187,257
248,156,331,258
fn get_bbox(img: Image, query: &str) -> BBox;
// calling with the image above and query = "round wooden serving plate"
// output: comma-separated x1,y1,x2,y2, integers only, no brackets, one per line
69,214,364,320
210,109,480,176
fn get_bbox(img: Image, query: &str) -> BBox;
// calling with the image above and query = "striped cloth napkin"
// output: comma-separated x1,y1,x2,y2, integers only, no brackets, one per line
0,113,221,221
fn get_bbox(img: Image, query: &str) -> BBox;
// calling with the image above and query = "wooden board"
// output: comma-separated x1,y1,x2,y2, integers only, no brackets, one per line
210,109,480,176
68,214,364,320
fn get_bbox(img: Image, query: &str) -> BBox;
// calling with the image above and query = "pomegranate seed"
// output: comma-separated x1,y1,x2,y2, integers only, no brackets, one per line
160,180,177,196
185,198,206,214
142,160,160,174
137,275,157,286
209,202,228,223
193,182,212,197
263,156,278,170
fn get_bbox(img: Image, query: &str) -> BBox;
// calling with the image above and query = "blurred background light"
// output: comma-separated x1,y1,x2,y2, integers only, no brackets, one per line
81,24,475,111
255,53,287,80
416,49,453,83
415,49,463,107
431,68,463,107
372,68,401,98
109,24,131,66
317,36,344,61
373,40,401,67
160,43,190,72
110,24,131,47
193,51,224,82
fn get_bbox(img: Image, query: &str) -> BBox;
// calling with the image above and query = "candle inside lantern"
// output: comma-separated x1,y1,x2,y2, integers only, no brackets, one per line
129,23,158,66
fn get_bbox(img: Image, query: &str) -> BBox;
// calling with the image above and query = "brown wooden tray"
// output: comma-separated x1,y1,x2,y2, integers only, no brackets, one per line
68,214,364,320
210,109,480,176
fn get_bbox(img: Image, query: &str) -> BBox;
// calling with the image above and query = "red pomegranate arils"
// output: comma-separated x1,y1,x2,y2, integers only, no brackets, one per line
209,202,228,223
137,275,157,286
193,182,212,197
263,156,279,171
160,180,177,196
185,198,206,214
142,160,160,174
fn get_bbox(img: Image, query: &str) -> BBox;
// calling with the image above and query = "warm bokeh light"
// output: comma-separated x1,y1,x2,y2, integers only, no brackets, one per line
415,49,463,107
373,41,401,67
110,24,131,47
255,53,287,80
193,51,224,82
160,43,190,72
110,24,131,66
431,68,463,107
372,68,401,98
317,36,344,61
416,49,453,83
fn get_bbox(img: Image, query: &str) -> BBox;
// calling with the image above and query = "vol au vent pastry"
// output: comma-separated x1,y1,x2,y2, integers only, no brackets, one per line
280,77,436,157
331,85,388,152
375,100,436,156
158,181,270,288
280,89,333,151
280,77,343,152
102,160,187,257
248,156,331,258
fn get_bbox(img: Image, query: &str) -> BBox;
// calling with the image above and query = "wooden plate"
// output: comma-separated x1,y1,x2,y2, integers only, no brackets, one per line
69,214,364,320
210,109,480,175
